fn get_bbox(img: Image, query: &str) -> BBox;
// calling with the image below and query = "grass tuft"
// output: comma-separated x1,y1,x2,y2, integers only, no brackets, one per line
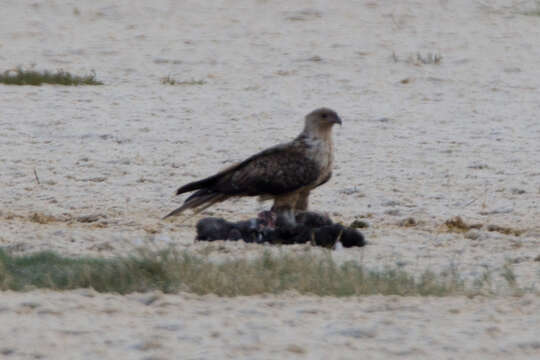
0,248,527,297
161,75,206,86
392,52,442,65
444,216,482,232
0,68,103,86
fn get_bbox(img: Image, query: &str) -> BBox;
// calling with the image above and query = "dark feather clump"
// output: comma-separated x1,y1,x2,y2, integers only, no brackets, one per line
195,211,365,248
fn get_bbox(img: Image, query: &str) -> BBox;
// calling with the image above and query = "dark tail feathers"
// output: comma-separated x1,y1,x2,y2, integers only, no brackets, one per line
163,189,227,219
175,174,221,195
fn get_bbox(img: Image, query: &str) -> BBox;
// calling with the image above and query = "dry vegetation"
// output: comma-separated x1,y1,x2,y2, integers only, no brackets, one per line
160,75,206,86
392,51,442,65
443,216,524,236
444,216,483,232
486,224,524,237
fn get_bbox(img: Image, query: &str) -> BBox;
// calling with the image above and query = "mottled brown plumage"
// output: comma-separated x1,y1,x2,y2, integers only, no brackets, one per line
163,108,342,221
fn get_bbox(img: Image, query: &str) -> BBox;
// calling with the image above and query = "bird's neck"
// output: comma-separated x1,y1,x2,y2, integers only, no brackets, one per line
297,125,335,175
297,126,334,164
300,124,334,143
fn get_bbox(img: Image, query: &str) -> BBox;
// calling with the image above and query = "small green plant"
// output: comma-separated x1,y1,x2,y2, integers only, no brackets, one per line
161,75,206,86
0,68,103,86
501,262,517,287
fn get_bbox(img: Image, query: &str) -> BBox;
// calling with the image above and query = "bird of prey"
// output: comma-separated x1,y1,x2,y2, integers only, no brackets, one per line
163,108,342,223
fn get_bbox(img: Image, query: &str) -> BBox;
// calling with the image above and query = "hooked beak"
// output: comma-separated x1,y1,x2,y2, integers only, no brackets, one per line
333,115,342,126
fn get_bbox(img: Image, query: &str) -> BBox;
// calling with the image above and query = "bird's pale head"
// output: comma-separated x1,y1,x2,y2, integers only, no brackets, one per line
304,108,342,134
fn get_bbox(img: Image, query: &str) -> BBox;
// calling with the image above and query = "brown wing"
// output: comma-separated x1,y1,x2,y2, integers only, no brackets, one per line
177,143,320,199
174,144,281,195
212,146,320,196
163,143,320,219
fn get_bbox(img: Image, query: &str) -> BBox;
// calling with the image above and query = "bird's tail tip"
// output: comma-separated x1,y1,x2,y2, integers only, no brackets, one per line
162,205,188,220
162,191,227,221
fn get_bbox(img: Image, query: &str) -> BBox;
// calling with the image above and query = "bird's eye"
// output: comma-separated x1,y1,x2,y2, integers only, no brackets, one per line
321,114,327,118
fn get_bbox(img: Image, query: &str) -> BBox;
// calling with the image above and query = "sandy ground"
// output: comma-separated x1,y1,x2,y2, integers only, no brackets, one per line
0,0,539,359
0,290,539,360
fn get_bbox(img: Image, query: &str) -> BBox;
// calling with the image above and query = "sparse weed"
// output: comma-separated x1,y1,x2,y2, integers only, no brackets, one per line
412,52,442,65
501,262,517,288
392,52,442,65
161,75,206,86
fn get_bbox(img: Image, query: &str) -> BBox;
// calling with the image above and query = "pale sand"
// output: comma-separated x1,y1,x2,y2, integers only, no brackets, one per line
0,290,538,360
0,0,539,359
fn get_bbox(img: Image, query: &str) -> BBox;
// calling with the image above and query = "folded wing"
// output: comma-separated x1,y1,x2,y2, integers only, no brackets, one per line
163,144,320,219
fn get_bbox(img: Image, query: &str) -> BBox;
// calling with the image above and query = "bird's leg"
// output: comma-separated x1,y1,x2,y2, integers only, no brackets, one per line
295,190,310,211
281,207,297,227
271,194,300,227
271,205,296,227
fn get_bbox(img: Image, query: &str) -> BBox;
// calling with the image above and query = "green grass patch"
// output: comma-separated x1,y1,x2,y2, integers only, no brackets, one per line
0,68,103,86
0,248,525,296
161,75,206,86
